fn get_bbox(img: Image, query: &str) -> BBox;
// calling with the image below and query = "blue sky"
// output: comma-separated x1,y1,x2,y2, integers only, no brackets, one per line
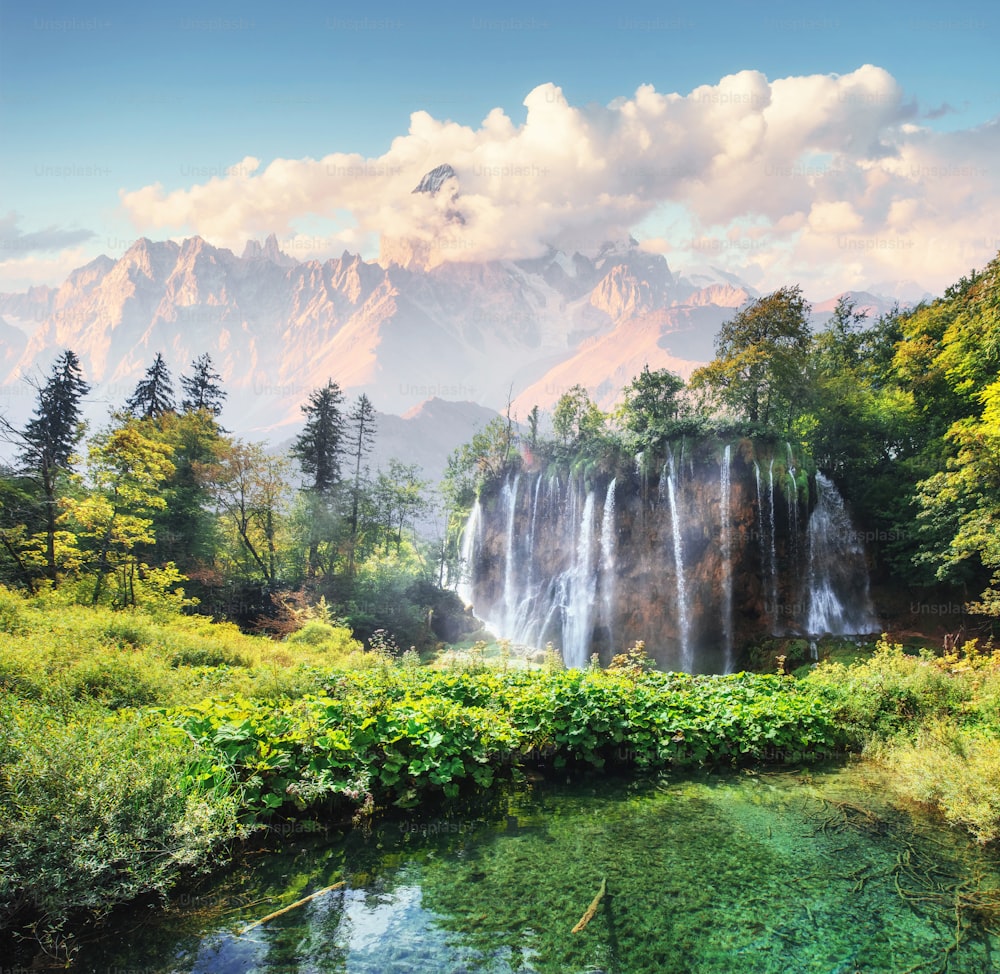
1,0,998,295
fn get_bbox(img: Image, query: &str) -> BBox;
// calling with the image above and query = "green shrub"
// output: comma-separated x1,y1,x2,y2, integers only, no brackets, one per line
0,585,28,635
804,637,972,743
96,614,157,649
0,699,244,960
883,723,1000,844
287,620,362,657
805,637,1000,843
167,643,251,668
66,657,159,710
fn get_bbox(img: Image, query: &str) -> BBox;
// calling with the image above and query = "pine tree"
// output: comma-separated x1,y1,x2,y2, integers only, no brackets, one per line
291,380,346,575
346,394,377,570
292,380,346,494
18,350,90,582
126,352,176,419
180,353,227,416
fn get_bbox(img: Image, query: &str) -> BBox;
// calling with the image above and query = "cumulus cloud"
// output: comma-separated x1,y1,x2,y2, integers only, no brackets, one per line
119,66,1000,295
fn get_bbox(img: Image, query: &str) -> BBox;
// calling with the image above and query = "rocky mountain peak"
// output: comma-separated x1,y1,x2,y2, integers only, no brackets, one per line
241,233,298,268
412,163,458,195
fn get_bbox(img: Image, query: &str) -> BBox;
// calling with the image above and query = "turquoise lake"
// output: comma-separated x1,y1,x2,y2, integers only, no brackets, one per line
72,763,1000,973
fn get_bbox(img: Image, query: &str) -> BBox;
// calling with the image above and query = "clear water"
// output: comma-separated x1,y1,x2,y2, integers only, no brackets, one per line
72,764,1000,973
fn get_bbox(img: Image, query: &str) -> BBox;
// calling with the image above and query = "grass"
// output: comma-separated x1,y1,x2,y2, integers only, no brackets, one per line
804,636,1000,843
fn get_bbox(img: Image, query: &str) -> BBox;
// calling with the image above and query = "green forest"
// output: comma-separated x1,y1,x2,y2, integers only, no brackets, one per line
3,253,1000,964
0,350,470,650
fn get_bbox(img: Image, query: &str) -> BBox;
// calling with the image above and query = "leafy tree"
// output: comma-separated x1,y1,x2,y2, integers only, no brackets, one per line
0,470,35,587
445,415,517,491
62,420,176,606
907,254,1000,612
689,286,812,430
142,409,227,573
373,460,430,552
180,353,227,416
552,385,605,446
9,350,90,583
617,365,685,447
126,353,176,420
196,440,292,584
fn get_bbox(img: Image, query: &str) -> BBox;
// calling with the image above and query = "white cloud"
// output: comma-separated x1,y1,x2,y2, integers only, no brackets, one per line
117,66,1000,296
0,246,95,292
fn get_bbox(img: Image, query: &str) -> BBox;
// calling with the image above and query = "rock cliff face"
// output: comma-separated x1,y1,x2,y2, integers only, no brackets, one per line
458,440,878,673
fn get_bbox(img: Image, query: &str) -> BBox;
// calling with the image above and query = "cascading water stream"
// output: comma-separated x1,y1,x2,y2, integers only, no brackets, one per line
526,473,543,593
786,442,799,559
501,475,521,635
753,461,765,579
600,478,617,653
720,446,733,673
456,497,482,607
665,457,692,672
562,489,597,669
806,472,879,638
767,458,778,627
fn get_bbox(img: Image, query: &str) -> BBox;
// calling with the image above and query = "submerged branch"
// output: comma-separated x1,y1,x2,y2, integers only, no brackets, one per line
239,881,345,935
571,877,607,933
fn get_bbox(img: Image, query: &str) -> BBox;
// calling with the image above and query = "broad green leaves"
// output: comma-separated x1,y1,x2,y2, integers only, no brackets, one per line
167,668,843,823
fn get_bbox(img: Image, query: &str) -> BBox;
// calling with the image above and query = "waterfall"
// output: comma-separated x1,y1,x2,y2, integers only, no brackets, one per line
600,478,618,653
805,473,878,636
720,446,733,673
563,489,597,669
767,457,778,626
472,475,602,669
456,497,482,607
665,459,692,672
526,473,544,592
460,446,881,675
754,461,766,599
786,443,799,558
500,475,521,634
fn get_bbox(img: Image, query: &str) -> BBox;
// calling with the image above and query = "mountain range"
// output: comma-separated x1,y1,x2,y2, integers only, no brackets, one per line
0,165,917,475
